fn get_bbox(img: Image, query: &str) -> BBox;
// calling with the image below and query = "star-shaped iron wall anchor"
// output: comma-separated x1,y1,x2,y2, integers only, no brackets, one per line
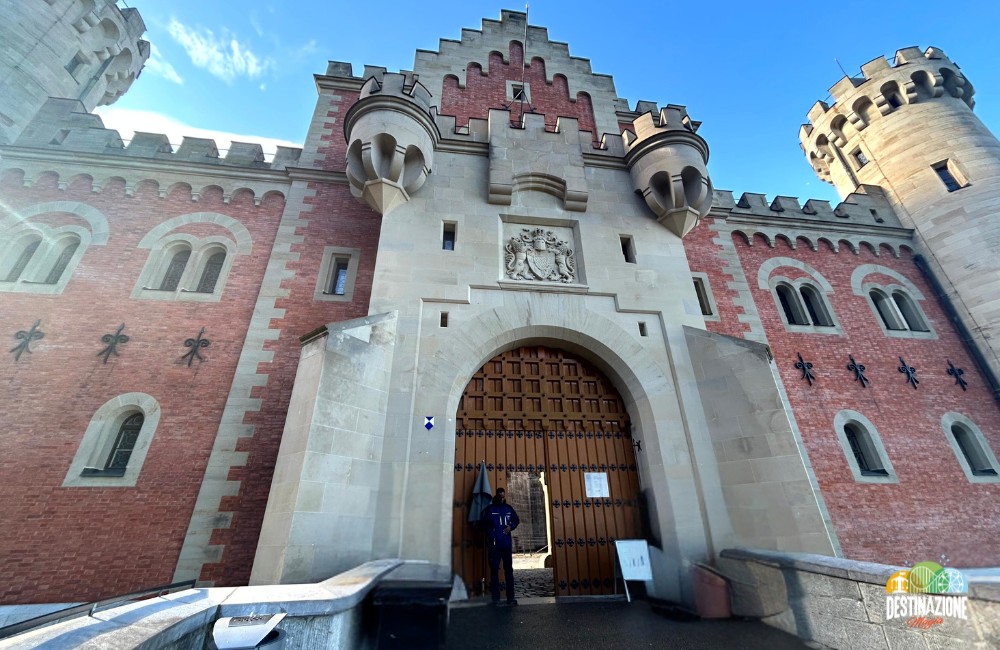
98,323,129,364
181,327,211,367
898,357,919,389
10,320,45,361
947,360,968,391
847,355,870,387
795,353,816,385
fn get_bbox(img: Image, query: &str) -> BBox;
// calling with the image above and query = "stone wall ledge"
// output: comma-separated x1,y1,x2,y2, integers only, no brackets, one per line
0,559,405,650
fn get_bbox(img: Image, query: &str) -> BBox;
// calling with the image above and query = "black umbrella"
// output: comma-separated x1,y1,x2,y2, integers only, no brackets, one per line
469,461,493,523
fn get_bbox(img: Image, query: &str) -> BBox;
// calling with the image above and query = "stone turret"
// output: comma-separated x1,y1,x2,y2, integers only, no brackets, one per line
802,46,1000,379
343,72,440,215
0,0,148,146
623,105,712,238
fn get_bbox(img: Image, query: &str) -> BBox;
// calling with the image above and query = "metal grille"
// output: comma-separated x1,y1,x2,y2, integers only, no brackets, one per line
452,346,640,598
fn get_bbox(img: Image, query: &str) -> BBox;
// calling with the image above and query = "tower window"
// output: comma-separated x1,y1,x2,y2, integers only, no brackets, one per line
932,160,967,192
65,52,87,78
693,278,713,316
440,312,449,328
314,246,360,302
620,236,636,264
852,149,869,168
329,258,350,295
638,322,647,337
443,222,456,251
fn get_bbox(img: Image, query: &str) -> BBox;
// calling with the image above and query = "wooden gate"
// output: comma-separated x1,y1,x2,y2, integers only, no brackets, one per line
452,345,641,598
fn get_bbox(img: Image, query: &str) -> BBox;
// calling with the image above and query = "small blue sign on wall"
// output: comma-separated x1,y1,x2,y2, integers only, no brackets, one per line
424,416,435,430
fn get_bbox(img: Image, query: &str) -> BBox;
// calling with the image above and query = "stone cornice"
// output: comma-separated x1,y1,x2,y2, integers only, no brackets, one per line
285,167,349,184
315,74,365,94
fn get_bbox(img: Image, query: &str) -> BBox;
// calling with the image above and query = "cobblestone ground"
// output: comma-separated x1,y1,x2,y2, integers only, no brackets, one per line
514,567,554,598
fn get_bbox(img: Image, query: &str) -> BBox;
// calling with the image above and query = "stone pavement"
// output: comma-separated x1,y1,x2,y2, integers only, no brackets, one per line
446,599,809,649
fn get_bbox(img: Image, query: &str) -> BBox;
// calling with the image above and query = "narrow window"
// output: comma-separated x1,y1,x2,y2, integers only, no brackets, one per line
4,239,41,282
776,284,807,325
440,312,449,328
844,423,888,476
693,278,713,316
638,322,647,337
952,425,998,476
870,289,903,330
620,236,636,264
105,413,144,474
853,149,869,168
800,286,832,326
329,258,350,295
443,223,456,251
891,292,928,332
933,161,964,192
44,240,80,284
159,249,190,291
65,52,87,77
196,251,226,293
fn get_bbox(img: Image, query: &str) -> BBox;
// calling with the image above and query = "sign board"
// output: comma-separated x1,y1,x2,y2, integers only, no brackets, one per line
212,612,286,649
615,539,652,581
584,472,609,498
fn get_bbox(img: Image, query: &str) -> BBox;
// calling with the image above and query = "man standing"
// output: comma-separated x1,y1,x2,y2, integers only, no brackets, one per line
480,487,520,606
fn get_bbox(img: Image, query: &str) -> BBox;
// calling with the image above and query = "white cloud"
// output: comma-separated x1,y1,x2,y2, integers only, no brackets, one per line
94,107,300,161
167,18,273,84
143,43,183,85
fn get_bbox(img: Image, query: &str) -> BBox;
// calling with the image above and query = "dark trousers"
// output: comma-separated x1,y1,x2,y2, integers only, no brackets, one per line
488,544,515,602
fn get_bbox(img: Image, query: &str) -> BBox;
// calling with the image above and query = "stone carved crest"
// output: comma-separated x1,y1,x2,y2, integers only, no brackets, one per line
504,228,576,283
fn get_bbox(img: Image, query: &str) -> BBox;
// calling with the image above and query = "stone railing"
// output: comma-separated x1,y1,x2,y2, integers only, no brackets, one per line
716,548,1000,649
0,559,450,650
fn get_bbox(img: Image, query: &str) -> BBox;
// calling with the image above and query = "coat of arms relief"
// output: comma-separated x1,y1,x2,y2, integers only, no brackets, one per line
504,228,576,283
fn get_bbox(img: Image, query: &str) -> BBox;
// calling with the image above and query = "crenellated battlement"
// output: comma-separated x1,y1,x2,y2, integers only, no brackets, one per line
709,185,911,255
800,46,975,183
7,98,302,171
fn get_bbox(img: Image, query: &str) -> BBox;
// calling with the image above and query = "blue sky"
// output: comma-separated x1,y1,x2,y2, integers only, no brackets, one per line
102,1,1000,205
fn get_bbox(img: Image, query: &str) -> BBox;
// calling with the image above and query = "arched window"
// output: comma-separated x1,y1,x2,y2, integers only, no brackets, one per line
158,248,191,291
43,238,81,285
834,411,897,483
952,425,996,476
776,284,808,325
844,423,888,476
854,266,935,339
869,289,904,330
195,250,226,293
64,393,161,487
3,238,41,282
942,414,1000,482
759,259,841,334
0,202,108,295
133,212,249,302
892,291,928,331
800,285,833,326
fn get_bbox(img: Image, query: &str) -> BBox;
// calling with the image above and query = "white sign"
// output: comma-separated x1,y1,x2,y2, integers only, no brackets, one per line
615,539,653,581
584,472,609,498
213,612,286,649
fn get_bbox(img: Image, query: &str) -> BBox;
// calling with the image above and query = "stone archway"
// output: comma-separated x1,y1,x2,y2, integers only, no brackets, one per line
452,344,642,598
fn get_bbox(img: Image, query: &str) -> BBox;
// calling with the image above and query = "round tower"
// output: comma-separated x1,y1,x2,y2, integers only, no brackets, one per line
0,0,148,146
800,46,1000,378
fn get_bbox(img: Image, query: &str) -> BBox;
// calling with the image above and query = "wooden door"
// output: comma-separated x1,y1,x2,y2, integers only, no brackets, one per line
452,345,641,598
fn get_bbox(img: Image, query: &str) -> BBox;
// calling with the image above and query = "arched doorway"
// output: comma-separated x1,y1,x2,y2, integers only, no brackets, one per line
452,345,642,598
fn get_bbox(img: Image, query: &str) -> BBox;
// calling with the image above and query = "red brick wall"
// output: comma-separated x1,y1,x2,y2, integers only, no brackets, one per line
440,41,597,142
195,89,382,587
684,217,752,339
0,171,284,603
734,233,1000,566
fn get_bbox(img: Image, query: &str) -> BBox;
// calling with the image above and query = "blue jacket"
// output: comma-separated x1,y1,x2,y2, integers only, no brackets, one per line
480,503,519,549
